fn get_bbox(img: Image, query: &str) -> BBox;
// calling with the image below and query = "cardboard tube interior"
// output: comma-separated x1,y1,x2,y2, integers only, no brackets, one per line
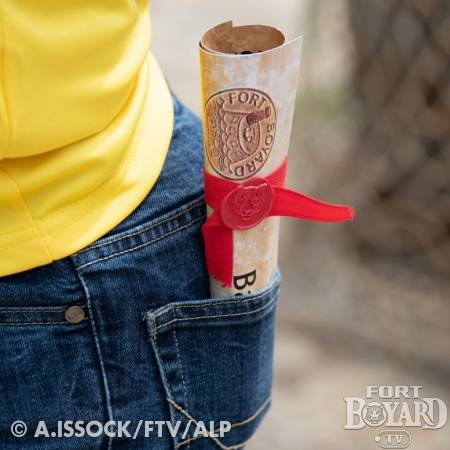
200,21,285,55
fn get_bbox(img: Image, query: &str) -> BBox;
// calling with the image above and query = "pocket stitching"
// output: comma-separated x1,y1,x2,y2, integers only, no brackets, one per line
150,333,182,441
0,304,88,324
147,276,280,447
0,305,85,314
0,318,88,326
172,320,190,432
153,279,280,322
154,294,278,333
175,396,271,448
76,198,205,254
151,329,272,449
0,309,65,314
77,215,204,271
169,396,271,450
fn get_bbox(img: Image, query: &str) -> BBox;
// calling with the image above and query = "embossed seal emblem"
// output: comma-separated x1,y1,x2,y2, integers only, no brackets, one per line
205,88,276,180
220,178,274,230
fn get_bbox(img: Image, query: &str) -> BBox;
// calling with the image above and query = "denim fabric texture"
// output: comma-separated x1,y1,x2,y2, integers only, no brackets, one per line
0,97,281,449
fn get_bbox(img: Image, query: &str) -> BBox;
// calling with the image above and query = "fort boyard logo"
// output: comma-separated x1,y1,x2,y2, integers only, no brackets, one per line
345,385,448,448
205,88,276,180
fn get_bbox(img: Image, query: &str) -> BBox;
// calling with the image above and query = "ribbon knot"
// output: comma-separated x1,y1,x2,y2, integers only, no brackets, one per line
202,158,355,287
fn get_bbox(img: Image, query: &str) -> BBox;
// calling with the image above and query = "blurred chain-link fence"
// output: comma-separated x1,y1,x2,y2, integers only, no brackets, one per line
350,0,450,275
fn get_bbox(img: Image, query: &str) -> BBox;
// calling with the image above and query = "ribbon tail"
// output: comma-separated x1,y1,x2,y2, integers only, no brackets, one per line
271,187,355,222
201,211,234,288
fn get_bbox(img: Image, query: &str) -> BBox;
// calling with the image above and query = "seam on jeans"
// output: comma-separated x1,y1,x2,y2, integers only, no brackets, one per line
0,305,87,314
77,216,204,270
154,295,277,333
172,322,191,450
175,396,272,448
169,398,256,450
76,199,204,254
150,332,181,445
0,319,87,326
75,271,114,450
153,282,279,321
0,309,64,314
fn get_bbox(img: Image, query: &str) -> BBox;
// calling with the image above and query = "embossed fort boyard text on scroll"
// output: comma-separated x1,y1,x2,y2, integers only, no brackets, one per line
205,88,276,180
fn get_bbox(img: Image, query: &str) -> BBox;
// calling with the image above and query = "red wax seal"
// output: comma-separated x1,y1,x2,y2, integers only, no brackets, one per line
220,177,274,230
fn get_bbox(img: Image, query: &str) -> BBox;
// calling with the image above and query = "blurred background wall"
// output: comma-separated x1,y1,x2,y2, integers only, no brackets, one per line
152,1,450,448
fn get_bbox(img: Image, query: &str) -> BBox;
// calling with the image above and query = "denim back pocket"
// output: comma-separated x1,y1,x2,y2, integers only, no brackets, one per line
145,272,281,449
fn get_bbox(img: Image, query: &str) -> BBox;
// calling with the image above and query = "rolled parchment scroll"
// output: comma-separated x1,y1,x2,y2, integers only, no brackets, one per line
200,22,355,297
200,21,302,296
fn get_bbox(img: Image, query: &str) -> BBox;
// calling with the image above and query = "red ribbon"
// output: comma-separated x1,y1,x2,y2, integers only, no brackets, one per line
202,158,355,287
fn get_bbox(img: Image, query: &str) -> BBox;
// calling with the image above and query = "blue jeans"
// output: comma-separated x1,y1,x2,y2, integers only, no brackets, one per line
0,97,281,449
